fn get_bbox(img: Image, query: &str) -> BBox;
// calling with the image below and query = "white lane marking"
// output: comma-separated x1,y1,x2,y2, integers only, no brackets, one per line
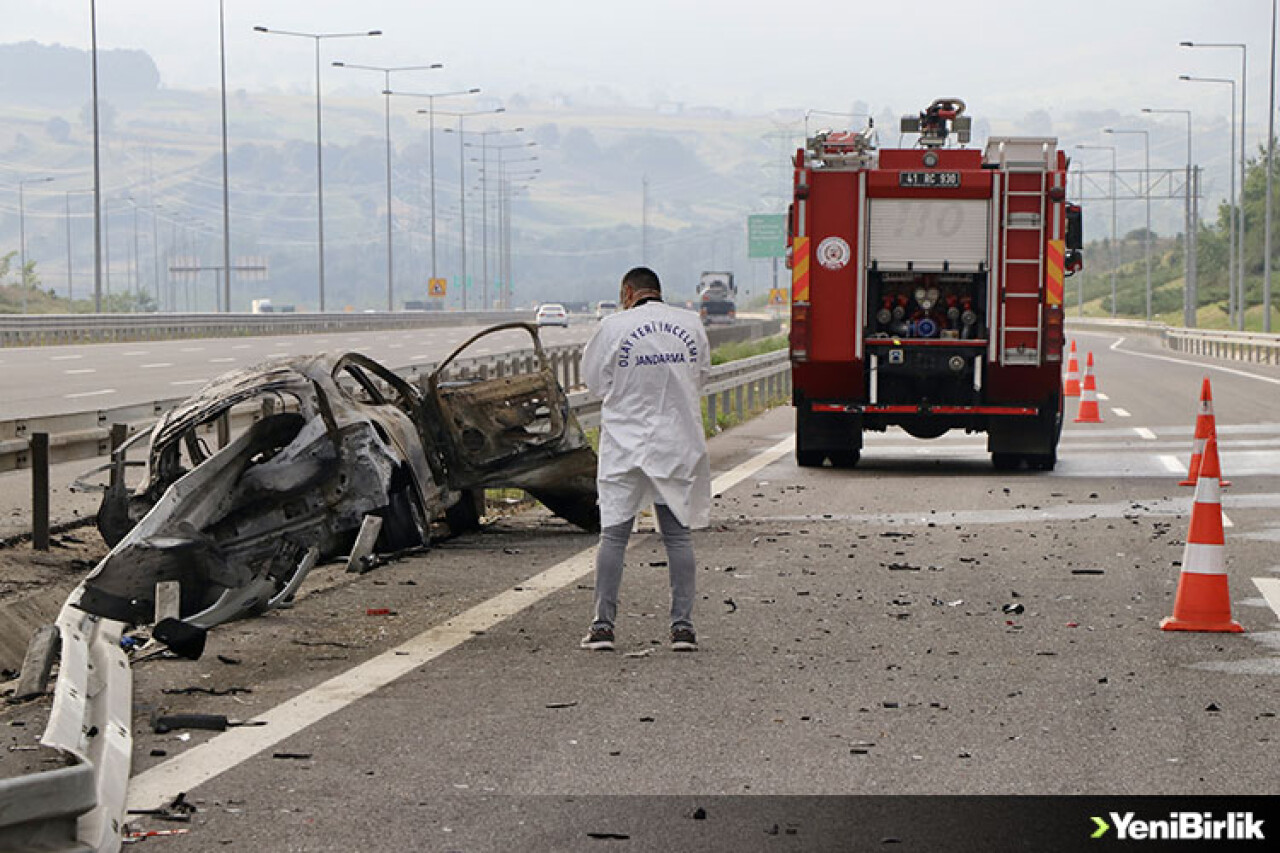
122,350,149,356
63,368,97,375
412,354,431,361
209,358,236,363
170,379,207,386
232,344,251,350
1097,392,1110,401
1109,337,1125,350
65,388,116,399
125,434,797,811
1134,427,1157,440
50,354,83,361
1103,337,1280,387
1112,407,1131,418
1222,512,1234,529
140,363,173,369
1159,454,1185,474
180,347,205,353
1254,578,1280,622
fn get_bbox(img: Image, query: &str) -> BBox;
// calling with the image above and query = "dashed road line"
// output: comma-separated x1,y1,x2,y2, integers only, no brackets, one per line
64,368,96,375
141,363,173,369
122,350,149,356
1254,578,1280,622
50,354,83,361
1159,455,1185,474
210,358,236,363
65,389,116,399
170,379,207,387
1097,392,1110,401
1112,407,1131,418
1134,427,1157,440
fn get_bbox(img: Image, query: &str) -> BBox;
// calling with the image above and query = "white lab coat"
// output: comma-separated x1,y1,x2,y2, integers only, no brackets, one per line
583,300,712,529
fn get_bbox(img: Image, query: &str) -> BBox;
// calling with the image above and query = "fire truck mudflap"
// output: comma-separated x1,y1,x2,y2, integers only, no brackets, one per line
787,98,1081,471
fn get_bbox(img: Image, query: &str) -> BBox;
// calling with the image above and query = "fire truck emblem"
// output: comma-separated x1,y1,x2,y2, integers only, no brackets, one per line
816,236,851,270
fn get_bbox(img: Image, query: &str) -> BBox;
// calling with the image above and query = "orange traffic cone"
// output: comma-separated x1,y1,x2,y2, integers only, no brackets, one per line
1073,352,1103,423
1161,435,1243,633
1180,376,1231,488
1063,341,1081,397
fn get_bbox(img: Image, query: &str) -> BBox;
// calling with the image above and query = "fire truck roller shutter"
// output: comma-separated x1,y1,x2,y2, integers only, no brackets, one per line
868,199,990,272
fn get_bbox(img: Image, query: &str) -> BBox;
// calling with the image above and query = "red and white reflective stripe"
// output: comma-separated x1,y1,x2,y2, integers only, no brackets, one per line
1180,542,1226,575
1193,474,1222,508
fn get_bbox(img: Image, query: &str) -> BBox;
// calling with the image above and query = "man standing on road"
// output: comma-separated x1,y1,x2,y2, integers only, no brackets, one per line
580,266,711,652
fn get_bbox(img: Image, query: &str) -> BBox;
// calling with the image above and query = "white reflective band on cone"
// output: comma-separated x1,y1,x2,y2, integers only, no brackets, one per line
1180,542,1227,575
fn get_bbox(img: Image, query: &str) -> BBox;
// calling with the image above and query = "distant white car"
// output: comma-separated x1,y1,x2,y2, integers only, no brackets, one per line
595,300,619,320
535,303,569,327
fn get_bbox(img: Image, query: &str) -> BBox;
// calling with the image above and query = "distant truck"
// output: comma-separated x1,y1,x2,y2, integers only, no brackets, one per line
250,298,273,314
697,271,737,325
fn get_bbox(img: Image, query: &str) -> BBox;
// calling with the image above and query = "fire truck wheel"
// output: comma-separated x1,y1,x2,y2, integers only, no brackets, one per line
829,450,860,468
797,450,826,467
991,452,1022,471
1027,451,1057,471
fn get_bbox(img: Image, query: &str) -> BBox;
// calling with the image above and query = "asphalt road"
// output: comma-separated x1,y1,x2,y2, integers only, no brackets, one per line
3,329,1279,851
0,318,596,420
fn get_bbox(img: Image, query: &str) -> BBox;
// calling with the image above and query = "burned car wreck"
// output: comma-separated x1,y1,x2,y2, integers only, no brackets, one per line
71,323,598,650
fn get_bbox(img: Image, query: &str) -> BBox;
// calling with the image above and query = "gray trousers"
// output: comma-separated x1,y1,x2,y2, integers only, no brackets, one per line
592,504,696,630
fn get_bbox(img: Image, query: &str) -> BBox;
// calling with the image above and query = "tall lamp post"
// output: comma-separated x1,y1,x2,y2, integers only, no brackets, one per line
90,0,103,312
1143,107,1196,327
18,176,55,313
1180,75,1238,328
254,24,382,312
218,0,231,312
1182,41,1247,330
379,87,479,284
332,61,442,311
1076,145,1118,317
440,107,506,309
464,128,526,308
1103,128,1152,320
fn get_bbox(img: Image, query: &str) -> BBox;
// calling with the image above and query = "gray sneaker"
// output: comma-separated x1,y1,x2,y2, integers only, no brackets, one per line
580,625,615,651
670,625,698,652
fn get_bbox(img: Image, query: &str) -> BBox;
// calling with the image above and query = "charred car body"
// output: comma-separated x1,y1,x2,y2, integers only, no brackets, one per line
72,323,599,644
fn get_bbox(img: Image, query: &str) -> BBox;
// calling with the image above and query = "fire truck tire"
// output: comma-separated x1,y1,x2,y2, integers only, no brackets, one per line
829,450,861,468
797,450,826,467
1027,450,1057,471
991,452,1021,471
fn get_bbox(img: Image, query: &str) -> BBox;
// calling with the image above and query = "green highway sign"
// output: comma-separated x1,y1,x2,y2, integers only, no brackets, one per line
748,214,786,259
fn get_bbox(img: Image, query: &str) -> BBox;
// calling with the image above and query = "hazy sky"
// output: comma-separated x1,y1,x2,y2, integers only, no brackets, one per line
6,0,1271,129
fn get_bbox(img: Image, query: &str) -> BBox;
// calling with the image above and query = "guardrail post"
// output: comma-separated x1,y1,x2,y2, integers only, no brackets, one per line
735,385,745,421
747,378,756,413
706,393,717,432
572,350,581,388
217,413,230,449
31,433,50,551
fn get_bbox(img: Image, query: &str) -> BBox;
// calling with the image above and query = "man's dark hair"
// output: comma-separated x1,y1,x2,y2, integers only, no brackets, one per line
622,266,661,294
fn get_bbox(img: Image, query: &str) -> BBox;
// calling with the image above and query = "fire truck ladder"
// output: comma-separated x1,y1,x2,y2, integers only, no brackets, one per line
995,140,1052,366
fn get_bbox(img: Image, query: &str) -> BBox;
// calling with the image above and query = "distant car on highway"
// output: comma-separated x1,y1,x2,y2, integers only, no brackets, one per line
594,300,619,320
535,303,569,327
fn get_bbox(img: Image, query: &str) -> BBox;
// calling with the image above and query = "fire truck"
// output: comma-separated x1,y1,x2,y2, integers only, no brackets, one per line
787,98,1082,471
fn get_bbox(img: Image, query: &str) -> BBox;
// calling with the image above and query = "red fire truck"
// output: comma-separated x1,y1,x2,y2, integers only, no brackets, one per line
787,98,1082,470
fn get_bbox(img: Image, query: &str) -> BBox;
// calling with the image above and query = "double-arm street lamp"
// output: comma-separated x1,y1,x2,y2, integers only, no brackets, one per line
377,87,480,284
463,129,526,308
1103,128,1152,320
440,107,505,309
254,25,382,312
332,62,442,311
1181,41,1247,330
1142,107,1196,327
1075,145,1118,317
1180,74,1240,328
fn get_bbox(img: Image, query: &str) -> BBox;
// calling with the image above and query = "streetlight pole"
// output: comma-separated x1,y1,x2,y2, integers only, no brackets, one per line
254,25,382,312
18,176,55,313
1076,145,1118,317
91,0,103,313
1103,128,1152,320
383,88,480,285
218,0,231,312
1182,41,1247,330
332,62,442,311
1143,107,1196,327
1180,75,1238,328
465,129,526,309
1268,0,1277,332
441,107,506,310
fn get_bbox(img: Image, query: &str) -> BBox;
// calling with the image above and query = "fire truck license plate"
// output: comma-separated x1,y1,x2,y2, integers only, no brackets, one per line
899,171,961,188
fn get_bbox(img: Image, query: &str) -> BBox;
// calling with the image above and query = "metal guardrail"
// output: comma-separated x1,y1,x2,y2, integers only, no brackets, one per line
0,310,529,348
1067,318,1280,366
